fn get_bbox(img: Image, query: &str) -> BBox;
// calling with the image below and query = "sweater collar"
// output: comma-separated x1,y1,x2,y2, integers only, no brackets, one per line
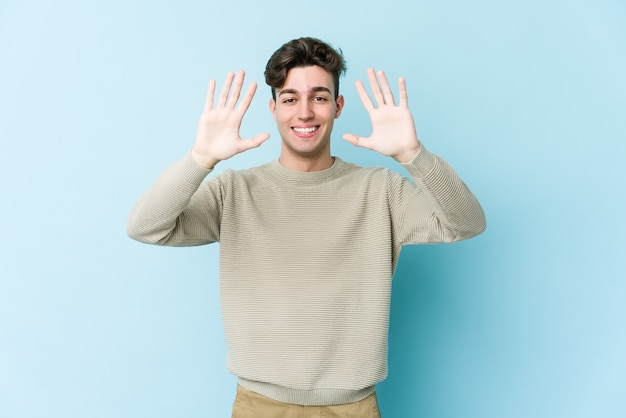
269,156,346,182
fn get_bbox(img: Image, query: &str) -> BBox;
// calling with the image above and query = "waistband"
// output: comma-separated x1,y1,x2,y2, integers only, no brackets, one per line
237,378,376,406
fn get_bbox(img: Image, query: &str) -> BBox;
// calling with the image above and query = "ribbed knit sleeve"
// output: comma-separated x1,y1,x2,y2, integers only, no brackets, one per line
126,153,220,246
393,145,486,245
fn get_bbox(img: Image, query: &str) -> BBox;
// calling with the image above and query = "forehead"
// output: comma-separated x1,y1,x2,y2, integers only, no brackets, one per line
279,66,335,94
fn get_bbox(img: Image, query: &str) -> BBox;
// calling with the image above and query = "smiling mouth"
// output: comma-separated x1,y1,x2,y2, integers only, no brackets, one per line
292,126,319,135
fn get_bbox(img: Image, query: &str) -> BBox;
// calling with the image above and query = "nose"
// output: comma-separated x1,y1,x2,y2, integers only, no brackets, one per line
298,101,314,120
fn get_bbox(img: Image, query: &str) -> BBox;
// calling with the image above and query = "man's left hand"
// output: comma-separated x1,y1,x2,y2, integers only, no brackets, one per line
343,68,421,163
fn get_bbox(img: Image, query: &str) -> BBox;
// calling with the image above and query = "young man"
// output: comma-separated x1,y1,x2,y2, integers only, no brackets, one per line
128,37,486,417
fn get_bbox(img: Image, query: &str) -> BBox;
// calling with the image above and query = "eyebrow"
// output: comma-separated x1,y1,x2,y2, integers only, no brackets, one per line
277,86,333,97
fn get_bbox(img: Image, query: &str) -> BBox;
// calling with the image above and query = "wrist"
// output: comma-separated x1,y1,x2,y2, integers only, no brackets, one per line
191,148,220,170
393,141,421,164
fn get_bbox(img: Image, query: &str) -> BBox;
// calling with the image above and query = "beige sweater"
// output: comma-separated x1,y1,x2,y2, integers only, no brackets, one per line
127,146,485,405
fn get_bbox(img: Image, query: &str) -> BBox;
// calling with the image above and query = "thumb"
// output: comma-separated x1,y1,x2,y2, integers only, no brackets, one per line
342,133,361,146
342,133,372,149
240,132,270,152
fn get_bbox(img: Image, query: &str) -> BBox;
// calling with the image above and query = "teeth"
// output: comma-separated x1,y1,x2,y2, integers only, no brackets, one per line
293,127,318,134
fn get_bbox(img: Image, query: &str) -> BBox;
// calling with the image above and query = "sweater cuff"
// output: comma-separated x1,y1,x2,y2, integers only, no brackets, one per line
400,144,437,178
179,151,214,184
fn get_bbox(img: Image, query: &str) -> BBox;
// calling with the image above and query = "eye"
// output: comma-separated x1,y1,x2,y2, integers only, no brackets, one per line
313,96,328,102
282,98,296,104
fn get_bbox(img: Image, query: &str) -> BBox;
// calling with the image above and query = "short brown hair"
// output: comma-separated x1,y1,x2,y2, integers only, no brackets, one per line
265,37,347,100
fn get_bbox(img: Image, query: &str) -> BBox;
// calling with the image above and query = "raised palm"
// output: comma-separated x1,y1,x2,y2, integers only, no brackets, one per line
192,71,270,169
343,69,421,163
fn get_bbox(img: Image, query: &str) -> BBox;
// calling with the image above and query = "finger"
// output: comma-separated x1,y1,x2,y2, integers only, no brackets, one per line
377,70,396,106
367,68,385,107
398,77,409,108
235,81,258,116
355,80,375,111
217,72,235,107
204,79,217,111
227,70,245,108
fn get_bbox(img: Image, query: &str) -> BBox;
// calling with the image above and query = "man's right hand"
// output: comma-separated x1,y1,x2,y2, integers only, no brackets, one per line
191,70,270,169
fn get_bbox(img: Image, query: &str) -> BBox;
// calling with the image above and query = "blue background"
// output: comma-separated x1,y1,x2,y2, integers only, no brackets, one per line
1,0,624,417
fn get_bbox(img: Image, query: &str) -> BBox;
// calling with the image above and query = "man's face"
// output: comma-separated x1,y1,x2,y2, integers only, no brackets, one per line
270,66,344,161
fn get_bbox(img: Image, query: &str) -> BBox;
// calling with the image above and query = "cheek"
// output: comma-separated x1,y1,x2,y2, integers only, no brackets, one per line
275,112,289,125
274,107,293,122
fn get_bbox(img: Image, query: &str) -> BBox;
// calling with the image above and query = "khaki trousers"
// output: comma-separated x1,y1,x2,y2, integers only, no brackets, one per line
231,385,382,418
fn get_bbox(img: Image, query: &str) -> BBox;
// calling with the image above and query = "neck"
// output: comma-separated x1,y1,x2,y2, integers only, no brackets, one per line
278,153,335,172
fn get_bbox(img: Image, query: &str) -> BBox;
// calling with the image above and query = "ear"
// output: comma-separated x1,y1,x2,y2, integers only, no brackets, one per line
335,95,345,119
269,98,277,120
